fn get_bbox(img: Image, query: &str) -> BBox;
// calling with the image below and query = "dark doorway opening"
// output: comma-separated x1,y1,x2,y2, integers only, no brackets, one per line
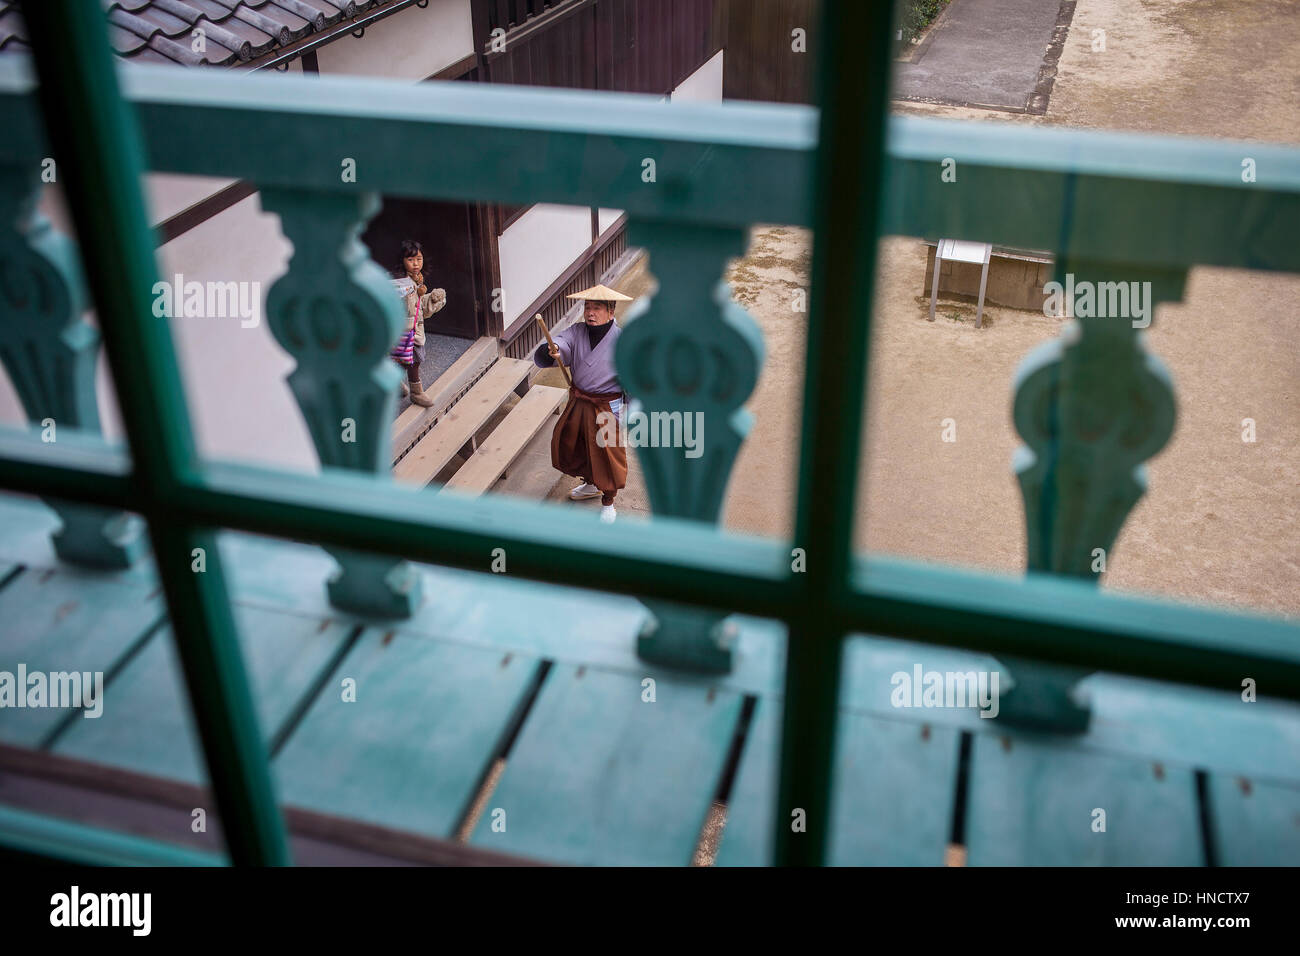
361,198,483,341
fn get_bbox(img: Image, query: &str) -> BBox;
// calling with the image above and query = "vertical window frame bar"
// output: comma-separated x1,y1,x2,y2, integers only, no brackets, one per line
19,0,290,867
775,0,899,866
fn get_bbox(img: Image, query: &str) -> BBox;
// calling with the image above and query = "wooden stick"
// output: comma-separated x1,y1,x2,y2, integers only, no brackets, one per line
535,313,573,388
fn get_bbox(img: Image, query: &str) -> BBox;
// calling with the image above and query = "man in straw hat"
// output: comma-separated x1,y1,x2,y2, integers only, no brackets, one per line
534,284,633,523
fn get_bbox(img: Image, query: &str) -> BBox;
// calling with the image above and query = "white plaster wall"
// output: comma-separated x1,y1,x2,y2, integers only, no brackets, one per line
144,174,238,226
0,189,318,472
31,175,237,247
315,0,473,80
154,193,318,471
497,204,593,329
670,49,723,103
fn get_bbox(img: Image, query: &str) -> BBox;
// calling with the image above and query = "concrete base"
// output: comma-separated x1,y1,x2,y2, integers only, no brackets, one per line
922,242,1053,312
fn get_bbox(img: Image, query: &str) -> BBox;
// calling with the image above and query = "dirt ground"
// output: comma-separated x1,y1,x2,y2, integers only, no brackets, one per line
542,0,1300,620
893,0,1300,143
1038,0,1300,143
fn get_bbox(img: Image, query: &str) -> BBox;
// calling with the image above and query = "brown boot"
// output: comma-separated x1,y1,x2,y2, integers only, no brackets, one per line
409,380,434,408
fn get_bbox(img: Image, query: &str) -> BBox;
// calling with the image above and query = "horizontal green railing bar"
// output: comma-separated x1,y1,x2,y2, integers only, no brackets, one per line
199,462,797,617
137,471,1300,704
888,115,1300,189
3,427,1296,699
0,432,794,616
0,431,797,618
883,121,1300,273
850,556,1300,698
881,119,1300,274
0,58,1297,271
0,426,135,505
0,57,814,230
0,805,223,866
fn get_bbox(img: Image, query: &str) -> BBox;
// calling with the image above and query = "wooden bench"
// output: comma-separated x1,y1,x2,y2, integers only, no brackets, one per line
393,357,534,487
391,336,500,465
442,385,567,497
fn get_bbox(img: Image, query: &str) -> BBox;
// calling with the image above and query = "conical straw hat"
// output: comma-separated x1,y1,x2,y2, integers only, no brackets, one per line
567,283,633,302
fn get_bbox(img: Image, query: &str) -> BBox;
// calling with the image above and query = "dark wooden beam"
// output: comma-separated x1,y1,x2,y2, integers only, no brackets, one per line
473,202,505,339
154,180,257,247
426,52,479,81
499,203,531,234
470,0,492,76
482,0,596,62
0,742,547,866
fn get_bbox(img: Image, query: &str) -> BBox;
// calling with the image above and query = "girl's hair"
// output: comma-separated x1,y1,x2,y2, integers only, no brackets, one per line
399,239,423,265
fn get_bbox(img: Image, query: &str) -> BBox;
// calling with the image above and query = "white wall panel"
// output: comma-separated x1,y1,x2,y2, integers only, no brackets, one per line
498,203,592,329
670,49,723,103
315,0,473,80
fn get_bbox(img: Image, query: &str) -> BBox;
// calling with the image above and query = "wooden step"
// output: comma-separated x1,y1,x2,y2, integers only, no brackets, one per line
391,336,499,463
443,385,567,497
393,357,534,487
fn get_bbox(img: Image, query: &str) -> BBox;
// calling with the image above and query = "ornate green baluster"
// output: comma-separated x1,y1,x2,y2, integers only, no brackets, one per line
1003,258,1184,731
616,221,764,672
261,188,421,617
0,163,145,568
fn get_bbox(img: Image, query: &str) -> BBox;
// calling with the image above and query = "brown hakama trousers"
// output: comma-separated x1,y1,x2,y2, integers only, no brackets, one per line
551,386,627,506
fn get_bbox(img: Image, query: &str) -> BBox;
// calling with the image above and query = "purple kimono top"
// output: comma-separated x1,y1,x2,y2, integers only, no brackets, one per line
535,320,623,396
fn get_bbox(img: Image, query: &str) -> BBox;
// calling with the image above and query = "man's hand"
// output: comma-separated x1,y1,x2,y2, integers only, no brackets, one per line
548,344,560,360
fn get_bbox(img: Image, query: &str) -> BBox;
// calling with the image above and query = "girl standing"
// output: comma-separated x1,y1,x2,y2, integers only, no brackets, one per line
391,239,446,408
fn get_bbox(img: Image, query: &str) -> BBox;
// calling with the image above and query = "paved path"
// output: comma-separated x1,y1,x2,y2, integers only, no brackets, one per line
894,0,1067,111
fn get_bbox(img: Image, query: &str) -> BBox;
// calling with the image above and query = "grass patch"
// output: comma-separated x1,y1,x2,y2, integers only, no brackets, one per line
898,0,950,50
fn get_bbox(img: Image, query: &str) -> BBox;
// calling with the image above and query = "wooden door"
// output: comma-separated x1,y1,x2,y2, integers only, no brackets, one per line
360,198,483,340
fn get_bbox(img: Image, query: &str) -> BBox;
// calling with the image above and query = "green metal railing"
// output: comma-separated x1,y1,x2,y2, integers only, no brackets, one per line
0,0,1298,865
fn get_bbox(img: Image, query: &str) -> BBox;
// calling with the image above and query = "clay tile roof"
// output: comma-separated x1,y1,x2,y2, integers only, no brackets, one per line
0,0,401,67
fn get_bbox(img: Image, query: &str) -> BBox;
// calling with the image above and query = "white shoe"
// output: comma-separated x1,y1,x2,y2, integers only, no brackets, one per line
569,481,601,500
599,505,616,524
